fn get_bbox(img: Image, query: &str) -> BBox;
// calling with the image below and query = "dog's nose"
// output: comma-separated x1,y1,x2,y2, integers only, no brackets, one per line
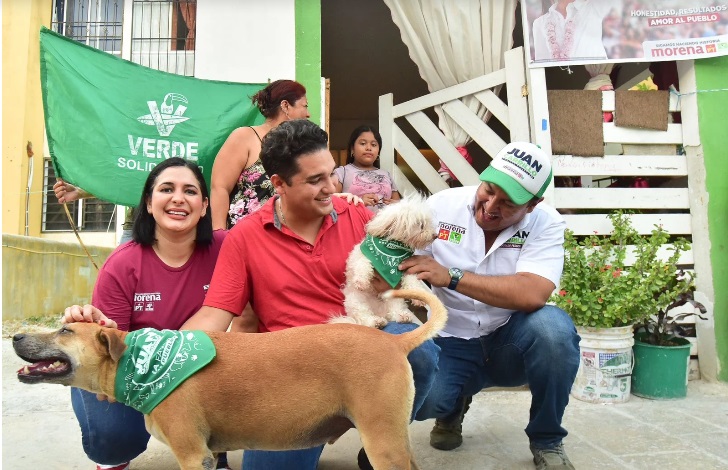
13,334,26,343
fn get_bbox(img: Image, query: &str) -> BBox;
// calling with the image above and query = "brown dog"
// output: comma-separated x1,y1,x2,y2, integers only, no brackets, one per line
13,289,446,470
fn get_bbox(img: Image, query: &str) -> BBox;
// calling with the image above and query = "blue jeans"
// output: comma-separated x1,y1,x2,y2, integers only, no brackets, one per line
415,306,580,449
71,388,230,467
71,387,149,465
242,322,440,470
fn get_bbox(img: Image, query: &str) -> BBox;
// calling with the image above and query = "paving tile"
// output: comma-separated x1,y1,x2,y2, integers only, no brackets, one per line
620,450,728,470
4,337,728,470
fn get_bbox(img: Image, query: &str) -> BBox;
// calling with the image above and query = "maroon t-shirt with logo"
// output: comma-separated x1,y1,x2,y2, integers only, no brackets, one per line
92,230,226,332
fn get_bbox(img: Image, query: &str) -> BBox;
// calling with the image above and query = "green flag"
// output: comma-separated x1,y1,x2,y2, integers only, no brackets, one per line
39,26,265,207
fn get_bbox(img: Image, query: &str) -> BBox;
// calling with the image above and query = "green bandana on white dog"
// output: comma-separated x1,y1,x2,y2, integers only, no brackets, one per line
115,328,216,414
360,234,414,288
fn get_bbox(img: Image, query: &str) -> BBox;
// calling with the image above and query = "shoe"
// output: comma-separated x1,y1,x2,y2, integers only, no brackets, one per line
357,447,373,470
96,464,130,470
530,443,575,469
429,395,472,451
216,451,232,469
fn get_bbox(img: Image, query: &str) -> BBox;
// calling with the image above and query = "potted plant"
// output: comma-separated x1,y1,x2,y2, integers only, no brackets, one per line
549,211,694,403
631,277,707,400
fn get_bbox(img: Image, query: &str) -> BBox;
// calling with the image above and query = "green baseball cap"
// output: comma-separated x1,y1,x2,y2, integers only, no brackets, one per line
479,142,553,205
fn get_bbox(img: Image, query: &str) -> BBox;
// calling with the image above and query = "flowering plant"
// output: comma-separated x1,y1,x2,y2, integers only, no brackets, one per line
550,211,694,329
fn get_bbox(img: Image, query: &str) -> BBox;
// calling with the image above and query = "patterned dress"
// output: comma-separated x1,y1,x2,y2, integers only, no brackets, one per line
227,159,275,227
225,126,275,227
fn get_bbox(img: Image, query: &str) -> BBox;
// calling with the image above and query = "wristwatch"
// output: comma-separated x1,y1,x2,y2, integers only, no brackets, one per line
448,268,464,290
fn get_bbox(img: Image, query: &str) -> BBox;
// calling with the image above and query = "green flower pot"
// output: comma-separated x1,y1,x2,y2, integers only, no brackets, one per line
631,332,691,400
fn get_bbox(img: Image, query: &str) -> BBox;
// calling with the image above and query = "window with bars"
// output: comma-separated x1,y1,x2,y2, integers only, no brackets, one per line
131,0,197,75
51,0,124,55
43,161,117,232
44,0,123,233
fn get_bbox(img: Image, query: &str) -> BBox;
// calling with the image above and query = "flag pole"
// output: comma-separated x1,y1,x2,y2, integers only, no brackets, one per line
62,203,100,270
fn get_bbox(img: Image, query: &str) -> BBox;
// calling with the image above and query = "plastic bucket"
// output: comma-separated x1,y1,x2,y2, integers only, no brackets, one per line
571,326,634,404
632,332,691,400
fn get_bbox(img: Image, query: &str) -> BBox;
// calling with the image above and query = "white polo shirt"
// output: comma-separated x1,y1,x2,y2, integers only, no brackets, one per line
420,186,566,339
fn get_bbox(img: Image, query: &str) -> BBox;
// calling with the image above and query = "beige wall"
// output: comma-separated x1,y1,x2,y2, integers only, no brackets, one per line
2,0,52,237
2,235,113,320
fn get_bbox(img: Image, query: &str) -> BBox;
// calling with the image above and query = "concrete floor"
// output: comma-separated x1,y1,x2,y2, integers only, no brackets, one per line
3,337,728,469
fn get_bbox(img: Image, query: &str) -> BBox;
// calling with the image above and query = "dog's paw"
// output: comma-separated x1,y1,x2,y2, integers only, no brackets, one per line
396,311,413,323
409,298,427,307
372,317,388,329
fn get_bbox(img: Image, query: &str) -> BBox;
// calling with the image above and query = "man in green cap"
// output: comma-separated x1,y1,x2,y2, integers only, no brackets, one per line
399,142,580,469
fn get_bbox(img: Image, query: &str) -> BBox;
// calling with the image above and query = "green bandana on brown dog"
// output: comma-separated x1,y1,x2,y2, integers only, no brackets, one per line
115,328,216,414
360,234,414,288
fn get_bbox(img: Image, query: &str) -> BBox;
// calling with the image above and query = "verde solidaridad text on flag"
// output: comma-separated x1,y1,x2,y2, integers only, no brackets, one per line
40,26,265,207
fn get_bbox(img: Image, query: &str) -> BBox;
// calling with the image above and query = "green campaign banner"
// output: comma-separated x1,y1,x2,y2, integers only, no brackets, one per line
39,26,265,207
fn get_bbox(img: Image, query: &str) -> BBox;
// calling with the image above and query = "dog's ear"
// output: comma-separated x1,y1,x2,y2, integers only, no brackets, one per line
97,329,127,362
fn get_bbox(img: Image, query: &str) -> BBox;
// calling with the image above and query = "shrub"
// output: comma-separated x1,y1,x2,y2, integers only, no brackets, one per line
550,211,694,329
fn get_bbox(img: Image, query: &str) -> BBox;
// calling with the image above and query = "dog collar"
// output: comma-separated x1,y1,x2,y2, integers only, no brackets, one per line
115,329,216,414
360,234,414,288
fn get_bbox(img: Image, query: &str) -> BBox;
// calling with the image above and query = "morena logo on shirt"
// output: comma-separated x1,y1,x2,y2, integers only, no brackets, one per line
134,292,162,312
438,222,466,244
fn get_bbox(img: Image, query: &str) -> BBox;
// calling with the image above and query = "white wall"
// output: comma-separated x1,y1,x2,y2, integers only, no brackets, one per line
195,0,297,83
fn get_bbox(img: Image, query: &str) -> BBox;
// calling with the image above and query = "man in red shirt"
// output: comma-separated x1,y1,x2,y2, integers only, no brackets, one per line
201,174,372,332
182,119,439,470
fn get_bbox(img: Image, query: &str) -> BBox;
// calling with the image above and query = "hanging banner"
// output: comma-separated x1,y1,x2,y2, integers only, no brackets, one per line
40,26,265,207
523,0,728,67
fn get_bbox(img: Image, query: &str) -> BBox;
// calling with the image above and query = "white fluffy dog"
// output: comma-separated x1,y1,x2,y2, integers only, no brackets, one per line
331,193,437,328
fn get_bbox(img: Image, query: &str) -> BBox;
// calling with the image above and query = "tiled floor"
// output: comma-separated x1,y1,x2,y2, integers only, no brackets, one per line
4,337,727,469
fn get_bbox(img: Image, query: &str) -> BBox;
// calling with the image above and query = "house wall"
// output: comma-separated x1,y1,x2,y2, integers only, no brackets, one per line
195,0,321,125
2,235,113,319
2,0,52,238
195,0,296,83
695,56,728,382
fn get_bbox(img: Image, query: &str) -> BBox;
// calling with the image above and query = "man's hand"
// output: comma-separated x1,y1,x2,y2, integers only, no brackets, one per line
62,304,118,329
399,255,451,288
